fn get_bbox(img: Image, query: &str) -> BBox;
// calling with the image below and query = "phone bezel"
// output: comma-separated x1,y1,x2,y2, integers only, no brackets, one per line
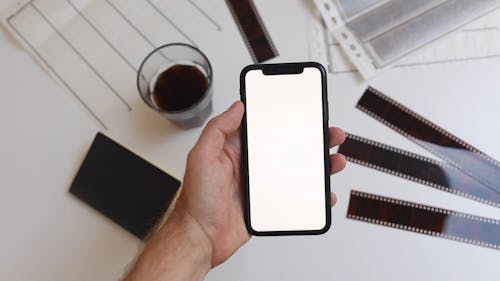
240,62,331,236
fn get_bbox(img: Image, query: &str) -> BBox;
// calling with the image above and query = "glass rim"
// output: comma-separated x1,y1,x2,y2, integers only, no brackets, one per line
136,43,213,114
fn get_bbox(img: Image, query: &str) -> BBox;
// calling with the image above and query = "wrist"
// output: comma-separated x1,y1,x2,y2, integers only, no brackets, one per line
124,205,213,281
160,206,213,269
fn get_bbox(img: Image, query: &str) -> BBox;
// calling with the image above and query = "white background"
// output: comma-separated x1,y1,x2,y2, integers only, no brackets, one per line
1,0,500,280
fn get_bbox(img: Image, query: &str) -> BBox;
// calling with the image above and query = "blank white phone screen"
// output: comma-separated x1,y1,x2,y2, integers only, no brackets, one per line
245,67,327,232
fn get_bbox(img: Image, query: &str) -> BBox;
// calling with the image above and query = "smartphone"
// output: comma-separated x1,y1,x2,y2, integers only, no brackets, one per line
240,62,330,236
70,133,181,240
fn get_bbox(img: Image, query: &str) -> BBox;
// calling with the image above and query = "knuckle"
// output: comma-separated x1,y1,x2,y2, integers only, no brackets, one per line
206,116,221,129
187,148,198,163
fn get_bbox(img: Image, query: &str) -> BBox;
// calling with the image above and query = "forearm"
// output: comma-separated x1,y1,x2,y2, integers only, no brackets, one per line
124,208,212,281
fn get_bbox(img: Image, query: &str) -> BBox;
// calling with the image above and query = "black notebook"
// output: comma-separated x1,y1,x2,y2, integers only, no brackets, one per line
70,133,181,239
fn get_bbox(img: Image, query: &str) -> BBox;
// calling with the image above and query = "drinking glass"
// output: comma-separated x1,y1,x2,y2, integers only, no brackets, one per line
137,43,213,128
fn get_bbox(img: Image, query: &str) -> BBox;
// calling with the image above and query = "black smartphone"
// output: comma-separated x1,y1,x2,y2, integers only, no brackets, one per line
69,133,181,239
240,62,331,236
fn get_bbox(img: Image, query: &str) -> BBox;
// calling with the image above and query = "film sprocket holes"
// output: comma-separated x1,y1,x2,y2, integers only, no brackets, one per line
225,0,278,63
347,190,500,251
357,87,500,195
339,133,500,207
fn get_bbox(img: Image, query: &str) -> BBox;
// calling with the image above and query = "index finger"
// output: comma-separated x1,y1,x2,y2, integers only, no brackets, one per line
329,127,346,148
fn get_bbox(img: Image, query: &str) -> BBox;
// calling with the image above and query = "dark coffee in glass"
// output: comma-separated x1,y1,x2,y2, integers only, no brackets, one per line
152,64,208,111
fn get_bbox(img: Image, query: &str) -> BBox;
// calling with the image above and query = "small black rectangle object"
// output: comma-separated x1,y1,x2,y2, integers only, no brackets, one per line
70,133,181,239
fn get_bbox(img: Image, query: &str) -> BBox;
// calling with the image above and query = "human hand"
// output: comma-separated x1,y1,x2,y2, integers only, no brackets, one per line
175,101,347,268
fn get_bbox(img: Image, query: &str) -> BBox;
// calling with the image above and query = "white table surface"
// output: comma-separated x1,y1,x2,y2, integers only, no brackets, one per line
1,0,500,280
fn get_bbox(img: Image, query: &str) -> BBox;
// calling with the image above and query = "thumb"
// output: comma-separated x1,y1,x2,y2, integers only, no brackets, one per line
196,101,244,150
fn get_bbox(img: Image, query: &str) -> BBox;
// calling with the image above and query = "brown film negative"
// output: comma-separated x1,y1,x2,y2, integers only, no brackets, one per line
225,0,278,63
339,133,500,207
347,190,500,251
356,87,500,194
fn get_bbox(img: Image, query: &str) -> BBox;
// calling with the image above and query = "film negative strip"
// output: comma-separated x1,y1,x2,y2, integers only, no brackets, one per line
314,0,500,79
339,133,500,207
347,190,500,251
357,87,500,194
225,0,278,63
